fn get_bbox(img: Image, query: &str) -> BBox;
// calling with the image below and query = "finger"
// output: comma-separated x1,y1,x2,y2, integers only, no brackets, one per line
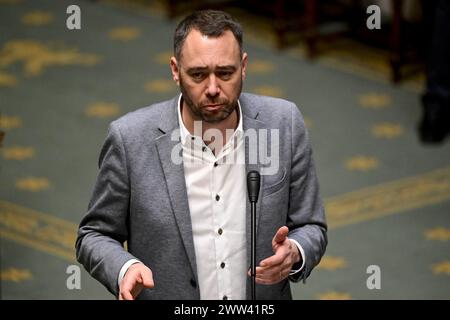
248,266,260,277
255,269,281,287
255,277,274,285
281,268,291,278
258,268,287,283
141,269,154,288
120,288,134,300
256,266,283,279
121,279,136,298
254,266,266,276
260,250,288,268
254,266,276,280
121,274,140,300
273,226,289,245
255,273,282,285
273,235,294,253
255,272,274,283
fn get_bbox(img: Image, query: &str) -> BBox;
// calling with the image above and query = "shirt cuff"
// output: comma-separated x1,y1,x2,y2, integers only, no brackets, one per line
288,238,306,275
118,259,141,288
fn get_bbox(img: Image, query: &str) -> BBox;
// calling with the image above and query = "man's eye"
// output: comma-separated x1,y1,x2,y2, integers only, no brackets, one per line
217,71,232,79
191,73,204,80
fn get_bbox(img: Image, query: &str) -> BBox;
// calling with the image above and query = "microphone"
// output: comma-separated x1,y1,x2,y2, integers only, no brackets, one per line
247,171,260,300
247,171,260,203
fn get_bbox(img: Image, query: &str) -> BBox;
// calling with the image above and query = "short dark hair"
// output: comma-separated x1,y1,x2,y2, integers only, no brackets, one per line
174,10,243,62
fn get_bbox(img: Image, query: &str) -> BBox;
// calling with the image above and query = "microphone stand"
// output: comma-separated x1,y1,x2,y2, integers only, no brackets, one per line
247,171,260,300
250,198,256,300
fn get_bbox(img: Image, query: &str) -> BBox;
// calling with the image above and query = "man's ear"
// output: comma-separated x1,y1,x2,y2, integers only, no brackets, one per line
241,52,248,80
170,57,180,86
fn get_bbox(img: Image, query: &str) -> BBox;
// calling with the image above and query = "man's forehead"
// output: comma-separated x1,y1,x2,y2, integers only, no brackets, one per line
179,29,241,67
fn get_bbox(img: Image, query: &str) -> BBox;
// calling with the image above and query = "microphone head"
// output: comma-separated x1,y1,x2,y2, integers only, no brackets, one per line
247,171,261,203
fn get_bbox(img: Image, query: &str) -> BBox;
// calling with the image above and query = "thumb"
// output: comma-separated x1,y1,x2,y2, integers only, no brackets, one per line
273,226,289,245
140,269,154,288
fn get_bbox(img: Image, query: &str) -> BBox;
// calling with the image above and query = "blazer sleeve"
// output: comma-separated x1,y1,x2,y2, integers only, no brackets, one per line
75,122,137,296
286,103,328,283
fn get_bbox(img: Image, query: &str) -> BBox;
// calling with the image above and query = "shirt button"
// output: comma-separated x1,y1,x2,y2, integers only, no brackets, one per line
220,262,225,269
214,162,218,167
191,136,195,141
202,146,207,152
215,194,220,201
223,295,228,300
218,228,223,235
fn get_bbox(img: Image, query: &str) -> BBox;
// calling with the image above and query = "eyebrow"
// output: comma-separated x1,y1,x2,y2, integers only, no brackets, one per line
216,65,237,72
186,67,208,73
186,65,237,73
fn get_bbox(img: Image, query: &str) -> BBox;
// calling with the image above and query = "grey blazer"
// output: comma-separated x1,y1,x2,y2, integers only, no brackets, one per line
76,93,327,300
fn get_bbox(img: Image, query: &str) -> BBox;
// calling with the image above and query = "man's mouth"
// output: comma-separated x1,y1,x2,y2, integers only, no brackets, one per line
203,104,223,111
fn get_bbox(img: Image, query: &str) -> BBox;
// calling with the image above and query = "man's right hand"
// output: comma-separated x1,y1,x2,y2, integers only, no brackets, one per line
119,262,154,300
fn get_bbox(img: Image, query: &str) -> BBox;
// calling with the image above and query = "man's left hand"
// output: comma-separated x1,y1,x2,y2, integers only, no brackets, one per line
249,226,301,285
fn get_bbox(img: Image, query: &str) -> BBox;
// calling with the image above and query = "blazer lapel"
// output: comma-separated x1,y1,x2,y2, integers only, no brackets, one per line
241,99,267,295
243,115,265,235
154,96,198,280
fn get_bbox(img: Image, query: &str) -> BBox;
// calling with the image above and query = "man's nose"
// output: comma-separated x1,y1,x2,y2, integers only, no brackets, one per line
206,74,220,97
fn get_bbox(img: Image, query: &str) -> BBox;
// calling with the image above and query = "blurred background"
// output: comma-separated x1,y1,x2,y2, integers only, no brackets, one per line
1,0,449,299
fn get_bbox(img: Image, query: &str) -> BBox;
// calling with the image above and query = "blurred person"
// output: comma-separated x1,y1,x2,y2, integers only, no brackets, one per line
76,10,327,300
418,0,450,143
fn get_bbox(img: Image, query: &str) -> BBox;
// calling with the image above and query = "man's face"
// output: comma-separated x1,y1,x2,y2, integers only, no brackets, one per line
170,29,247,123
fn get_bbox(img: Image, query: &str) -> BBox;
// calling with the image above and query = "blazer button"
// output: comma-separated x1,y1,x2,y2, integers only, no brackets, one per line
190,279,197,288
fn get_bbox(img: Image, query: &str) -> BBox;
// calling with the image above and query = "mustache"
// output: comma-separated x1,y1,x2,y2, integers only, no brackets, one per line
200,99,229,107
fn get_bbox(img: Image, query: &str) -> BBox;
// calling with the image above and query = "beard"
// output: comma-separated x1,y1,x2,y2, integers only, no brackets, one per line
179,75,242,124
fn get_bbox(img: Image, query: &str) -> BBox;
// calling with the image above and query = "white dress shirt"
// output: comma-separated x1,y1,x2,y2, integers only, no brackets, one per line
179,96,247,300
118,94,305,299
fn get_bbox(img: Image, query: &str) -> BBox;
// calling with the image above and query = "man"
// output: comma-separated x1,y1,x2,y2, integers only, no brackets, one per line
76,10,327,300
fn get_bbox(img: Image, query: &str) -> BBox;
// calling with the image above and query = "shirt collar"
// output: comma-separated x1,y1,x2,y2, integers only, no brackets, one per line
177,94,244,146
